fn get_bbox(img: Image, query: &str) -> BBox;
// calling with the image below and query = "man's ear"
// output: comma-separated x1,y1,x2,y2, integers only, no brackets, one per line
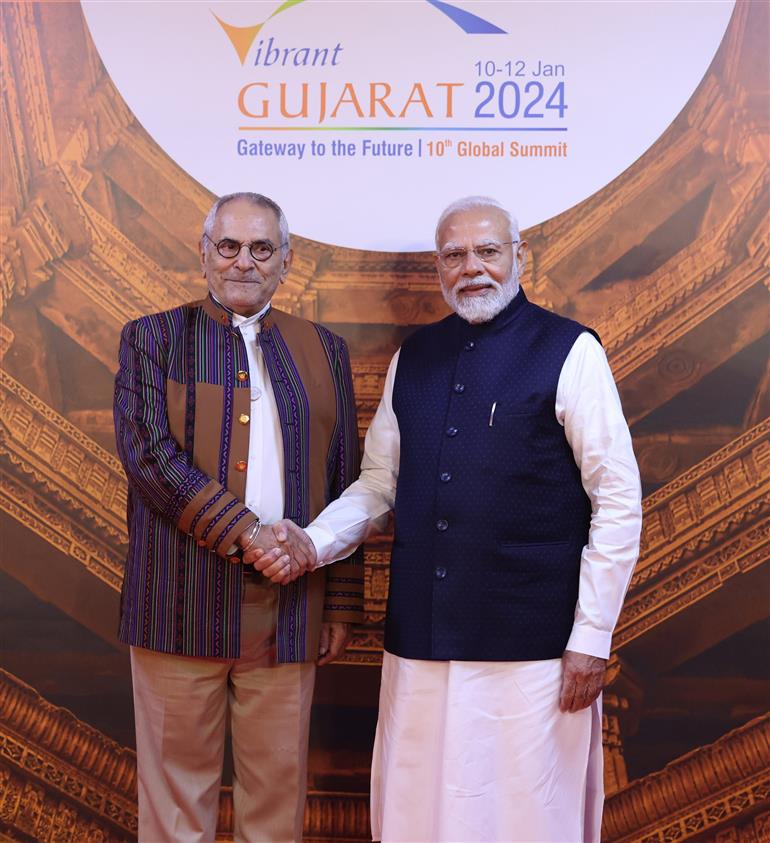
199,238,207,278
280,247,294,282
516,240,529,273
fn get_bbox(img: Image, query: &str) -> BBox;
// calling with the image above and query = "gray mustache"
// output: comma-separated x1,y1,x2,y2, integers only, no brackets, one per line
455,276,502,292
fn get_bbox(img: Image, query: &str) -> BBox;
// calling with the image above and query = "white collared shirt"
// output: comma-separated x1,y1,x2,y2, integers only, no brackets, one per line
231,304,285,525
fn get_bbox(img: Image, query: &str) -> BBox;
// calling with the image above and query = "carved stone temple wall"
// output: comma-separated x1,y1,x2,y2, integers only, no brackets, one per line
1,1,768,840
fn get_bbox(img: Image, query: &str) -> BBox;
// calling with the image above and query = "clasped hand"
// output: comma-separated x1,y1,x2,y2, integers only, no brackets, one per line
235,520,317,585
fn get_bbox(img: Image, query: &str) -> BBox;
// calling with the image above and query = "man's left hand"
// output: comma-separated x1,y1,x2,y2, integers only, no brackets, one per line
559,650,606,713
317,622,351,666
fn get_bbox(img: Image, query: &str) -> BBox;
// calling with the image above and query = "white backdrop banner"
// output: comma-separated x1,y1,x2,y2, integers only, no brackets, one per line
82,0,734,250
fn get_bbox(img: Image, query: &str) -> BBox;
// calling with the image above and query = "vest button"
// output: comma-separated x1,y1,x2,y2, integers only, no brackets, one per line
464,340,475,351
235,460,247,471
236,370,248,382
453,383,465,394
436,519,448,531
446,426,458,437
440,472,452,482
238,413,250,424
434,566,447,579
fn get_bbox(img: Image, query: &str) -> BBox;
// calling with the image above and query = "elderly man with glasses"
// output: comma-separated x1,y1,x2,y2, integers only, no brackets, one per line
114,192,364,842
298,196,642,841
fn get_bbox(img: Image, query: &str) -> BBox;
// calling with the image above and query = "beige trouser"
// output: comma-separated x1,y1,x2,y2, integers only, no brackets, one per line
131,579,316,843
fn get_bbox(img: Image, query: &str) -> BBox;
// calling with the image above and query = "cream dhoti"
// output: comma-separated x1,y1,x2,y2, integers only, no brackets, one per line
371,653,603,843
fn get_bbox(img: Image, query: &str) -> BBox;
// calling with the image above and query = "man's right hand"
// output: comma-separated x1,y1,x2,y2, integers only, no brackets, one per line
236,520,317,585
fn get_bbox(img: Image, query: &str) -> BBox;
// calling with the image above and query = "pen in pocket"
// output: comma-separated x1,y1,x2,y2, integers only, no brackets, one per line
488,401,497,427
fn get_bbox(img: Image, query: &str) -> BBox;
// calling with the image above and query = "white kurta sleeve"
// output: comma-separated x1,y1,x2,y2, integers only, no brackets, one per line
557,332,642,659
304,350,402,566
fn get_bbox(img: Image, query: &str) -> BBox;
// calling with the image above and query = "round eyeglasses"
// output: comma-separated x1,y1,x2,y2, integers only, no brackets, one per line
203,233,287,262
437,240,518,269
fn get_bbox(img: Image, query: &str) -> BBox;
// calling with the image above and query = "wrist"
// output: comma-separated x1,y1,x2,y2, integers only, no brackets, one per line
238,517,262,549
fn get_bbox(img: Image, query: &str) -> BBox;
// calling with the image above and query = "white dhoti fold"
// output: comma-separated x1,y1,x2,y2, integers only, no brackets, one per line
371,652,604,843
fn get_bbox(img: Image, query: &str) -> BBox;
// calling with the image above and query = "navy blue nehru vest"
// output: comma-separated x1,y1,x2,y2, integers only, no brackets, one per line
387,288,599,661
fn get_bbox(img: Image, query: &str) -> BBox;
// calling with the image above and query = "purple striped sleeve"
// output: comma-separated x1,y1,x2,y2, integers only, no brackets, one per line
114,318,254,557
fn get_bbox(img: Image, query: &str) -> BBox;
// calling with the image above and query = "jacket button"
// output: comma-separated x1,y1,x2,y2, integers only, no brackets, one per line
436,519,448,531
464,340,475,351
453,383,465,394
440,472,452,482
236,370,248,382
446,426,458,437
434,566,447,579
238,413,250,424
235,460,247,471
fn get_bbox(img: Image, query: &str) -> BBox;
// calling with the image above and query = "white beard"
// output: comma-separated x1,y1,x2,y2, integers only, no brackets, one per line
442,268,519,324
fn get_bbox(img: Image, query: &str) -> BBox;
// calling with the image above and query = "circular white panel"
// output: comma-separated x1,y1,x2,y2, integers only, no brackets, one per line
82,1,734,250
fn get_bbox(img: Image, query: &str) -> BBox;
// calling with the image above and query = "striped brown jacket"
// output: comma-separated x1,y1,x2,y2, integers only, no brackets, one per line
114,295,364,661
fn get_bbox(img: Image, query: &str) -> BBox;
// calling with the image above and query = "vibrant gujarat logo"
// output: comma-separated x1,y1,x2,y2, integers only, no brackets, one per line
215,0,506,65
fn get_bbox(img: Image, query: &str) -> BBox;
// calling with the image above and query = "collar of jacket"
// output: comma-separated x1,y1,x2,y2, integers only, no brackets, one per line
452,284,528,342
201,293,274,332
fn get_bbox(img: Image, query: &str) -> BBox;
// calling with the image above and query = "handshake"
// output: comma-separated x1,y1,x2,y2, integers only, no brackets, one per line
234,519,318,586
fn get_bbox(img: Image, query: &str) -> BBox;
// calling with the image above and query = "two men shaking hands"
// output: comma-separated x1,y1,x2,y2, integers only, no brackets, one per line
117,191,641,843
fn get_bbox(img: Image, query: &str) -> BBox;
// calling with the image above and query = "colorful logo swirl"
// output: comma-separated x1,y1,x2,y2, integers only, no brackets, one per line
215,0,506,65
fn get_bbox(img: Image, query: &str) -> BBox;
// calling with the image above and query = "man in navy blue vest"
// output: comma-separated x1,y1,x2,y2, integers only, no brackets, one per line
302,196,642,842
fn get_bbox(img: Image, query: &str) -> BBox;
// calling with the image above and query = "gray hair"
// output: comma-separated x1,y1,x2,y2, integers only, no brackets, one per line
202,192,291,256
435,196,520,248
